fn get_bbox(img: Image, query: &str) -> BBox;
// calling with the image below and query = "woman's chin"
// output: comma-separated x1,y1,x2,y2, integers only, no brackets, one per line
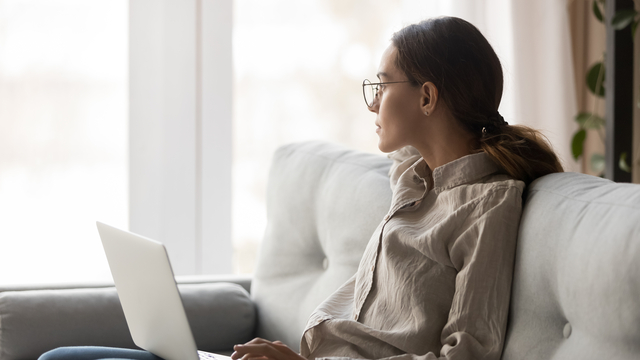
377,141,394,154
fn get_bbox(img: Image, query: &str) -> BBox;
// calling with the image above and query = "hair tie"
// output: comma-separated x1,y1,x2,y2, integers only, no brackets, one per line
491,112,508,127
482,112,508,137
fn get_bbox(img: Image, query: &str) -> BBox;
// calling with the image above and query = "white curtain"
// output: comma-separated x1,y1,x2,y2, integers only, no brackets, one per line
400,0,580,172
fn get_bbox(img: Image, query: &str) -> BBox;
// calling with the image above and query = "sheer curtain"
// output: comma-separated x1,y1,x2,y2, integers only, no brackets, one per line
401,0,580,172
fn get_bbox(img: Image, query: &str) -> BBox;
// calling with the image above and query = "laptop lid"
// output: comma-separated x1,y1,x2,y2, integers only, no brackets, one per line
96,221,200,360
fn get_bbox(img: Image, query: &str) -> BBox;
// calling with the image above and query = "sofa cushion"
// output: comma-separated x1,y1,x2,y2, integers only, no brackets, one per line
0,282,255,360
503,172,640,360
252,141,392,350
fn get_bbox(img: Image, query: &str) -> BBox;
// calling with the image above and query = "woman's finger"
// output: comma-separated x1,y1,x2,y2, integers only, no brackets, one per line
232,349,268,360
243,338,272,346
248,337,269,343
232,339,304,360
232,348,266,360
232,338,273,359
234,344,283,360
239,353,269,360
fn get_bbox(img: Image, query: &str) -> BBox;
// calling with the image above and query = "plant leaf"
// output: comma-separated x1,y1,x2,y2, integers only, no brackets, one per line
611,9,638,30
591,153,605,174
571,129,587,160
592,0,604,22
575,112,605,129
619,152,631,173
586,62,605,97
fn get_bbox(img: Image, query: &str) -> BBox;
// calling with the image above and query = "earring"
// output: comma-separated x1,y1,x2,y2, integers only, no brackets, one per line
424,111,429,116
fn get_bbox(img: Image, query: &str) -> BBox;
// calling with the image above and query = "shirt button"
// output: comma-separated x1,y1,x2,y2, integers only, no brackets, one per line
353,314,358,320
563,323,572,338
384,215,390,221
370,265,375,272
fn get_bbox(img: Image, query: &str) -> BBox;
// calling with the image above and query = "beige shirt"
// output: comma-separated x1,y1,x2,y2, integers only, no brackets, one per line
300,146,525,360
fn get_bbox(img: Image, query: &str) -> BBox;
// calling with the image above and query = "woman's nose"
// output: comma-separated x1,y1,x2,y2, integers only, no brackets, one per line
368,99,379,113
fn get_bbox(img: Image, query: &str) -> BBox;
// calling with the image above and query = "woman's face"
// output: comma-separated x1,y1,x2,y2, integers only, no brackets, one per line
369,45,425,153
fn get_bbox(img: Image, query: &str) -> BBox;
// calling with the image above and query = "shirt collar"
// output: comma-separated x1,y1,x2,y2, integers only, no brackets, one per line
430,152,502,193
391,151,503,212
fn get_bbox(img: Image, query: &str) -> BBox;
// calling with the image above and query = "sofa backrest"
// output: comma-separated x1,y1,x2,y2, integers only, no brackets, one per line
503,172,640,360
251,141,393,349
253,141,640,359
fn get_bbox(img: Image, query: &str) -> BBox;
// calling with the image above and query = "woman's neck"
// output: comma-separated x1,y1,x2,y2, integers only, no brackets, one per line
413,114,476,171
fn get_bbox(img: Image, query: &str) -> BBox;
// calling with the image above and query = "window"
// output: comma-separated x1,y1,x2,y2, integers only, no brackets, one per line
1,0,576,284
232,0,405,273
0,0,127,285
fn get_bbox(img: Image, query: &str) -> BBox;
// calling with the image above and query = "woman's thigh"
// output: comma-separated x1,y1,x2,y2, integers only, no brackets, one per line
39,346,163,360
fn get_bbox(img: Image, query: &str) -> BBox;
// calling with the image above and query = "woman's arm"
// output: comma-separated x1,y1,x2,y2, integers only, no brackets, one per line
436,185,523,359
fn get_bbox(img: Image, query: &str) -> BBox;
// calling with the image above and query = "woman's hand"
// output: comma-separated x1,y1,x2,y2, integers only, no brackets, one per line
231,338,306,360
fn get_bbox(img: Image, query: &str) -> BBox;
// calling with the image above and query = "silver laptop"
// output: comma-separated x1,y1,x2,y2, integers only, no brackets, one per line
96,221,231,360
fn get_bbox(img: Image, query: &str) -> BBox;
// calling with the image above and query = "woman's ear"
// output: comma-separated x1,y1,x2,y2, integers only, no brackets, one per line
421,82,438,116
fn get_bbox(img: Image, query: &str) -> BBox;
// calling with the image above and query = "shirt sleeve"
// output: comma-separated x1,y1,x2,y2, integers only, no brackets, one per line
437,185,523,359
315,184,523,360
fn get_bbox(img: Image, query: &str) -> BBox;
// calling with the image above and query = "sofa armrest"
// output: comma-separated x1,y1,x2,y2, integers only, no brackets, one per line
0,274,253,295
0,282,255,360
176,274,252,294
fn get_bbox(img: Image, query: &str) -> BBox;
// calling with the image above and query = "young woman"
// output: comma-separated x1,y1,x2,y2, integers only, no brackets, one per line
229,16,562,360
39,16,562,360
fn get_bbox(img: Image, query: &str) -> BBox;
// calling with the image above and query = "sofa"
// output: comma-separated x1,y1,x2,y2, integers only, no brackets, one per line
1,141,639,360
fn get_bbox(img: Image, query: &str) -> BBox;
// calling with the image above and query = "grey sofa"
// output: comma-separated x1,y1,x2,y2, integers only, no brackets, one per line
1,141,639,360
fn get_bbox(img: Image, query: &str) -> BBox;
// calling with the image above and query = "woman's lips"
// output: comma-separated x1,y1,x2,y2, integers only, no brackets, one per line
375,123,381,133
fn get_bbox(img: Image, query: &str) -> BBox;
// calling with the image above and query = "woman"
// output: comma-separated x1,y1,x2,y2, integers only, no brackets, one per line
230,16,561,360
40,16,562,360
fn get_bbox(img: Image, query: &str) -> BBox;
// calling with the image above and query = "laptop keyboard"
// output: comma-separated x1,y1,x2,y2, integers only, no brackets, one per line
198,351,231,360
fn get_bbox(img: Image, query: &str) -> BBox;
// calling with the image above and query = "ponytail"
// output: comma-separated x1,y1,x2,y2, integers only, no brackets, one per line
479,125,563,186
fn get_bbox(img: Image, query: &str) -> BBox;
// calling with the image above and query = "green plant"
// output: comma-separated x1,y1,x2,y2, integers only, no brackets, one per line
571,0,637,175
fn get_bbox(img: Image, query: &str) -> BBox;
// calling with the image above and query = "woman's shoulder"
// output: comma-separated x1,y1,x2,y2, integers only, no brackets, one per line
434,152,524,199
478,173,525,193
461,174,525,211
437,172,525,215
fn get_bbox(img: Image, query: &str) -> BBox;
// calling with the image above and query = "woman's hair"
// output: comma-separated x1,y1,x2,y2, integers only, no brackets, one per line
391,17,563,186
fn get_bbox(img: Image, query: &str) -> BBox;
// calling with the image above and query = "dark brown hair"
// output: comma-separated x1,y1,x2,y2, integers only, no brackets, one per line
392,17,563,186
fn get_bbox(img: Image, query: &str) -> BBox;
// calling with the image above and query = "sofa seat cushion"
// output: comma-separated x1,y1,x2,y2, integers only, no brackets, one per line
503,172,640,360
0,282,255,360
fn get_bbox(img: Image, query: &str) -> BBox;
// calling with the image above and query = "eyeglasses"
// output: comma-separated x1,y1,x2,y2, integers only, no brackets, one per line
362,79,412,107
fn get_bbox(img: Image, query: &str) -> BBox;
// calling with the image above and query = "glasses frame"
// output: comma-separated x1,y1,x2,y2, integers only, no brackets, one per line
362,79,412,107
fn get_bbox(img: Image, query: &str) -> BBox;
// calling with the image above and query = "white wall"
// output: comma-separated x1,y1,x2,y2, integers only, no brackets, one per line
129,0,232,275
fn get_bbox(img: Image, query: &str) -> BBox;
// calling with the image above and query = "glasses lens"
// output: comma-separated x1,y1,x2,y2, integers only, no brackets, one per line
363,79,375,107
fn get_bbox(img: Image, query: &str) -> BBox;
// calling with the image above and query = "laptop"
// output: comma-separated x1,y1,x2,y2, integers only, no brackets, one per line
96,221,231,360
